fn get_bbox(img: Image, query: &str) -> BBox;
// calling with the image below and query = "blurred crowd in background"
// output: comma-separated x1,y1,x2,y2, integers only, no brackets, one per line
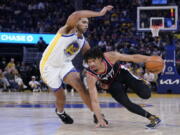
0,0,180,92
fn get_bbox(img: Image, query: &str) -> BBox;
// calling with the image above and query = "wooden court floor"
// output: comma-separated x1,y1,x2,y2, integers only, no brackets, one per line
0,92,180,135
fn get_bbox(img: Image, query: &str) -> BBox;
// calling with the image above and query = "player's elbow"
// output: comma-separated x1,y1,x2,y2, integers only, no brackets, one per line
66,11,81,28
70,11,81,19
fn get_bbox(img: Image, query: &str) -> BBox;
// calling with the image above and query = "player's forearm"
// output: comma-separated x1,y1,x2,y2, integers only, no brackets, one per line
131,54,150,63
66,10,101,29
89,89,103,121
87,75,103,121
72,10,102,19
88,86,103,122
92,101,103,122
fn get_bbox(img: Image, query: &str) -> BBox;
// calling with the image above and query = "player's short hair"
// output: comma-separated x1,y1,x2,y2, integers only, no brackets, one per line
84,47,103,62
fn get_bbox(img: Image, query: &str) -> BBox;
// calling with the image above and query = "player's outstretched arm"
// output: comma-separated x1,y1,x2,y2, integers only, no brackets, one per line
86,72,108,128
66,5,113,29
105,51,150,64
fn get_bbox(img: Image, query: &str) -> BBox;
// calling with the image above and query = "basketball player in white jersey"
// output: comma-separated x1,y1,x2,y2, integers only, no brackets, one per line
39,5,113,124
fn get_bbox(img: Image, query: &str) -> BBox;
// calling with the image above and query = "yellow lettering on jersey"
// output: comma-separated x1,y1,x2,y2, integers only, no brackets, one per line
65,43,79,55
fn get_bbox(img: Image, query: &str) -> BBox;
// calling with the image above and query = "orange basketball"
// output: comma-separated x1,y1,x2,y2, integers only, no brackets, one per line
145,56,164,74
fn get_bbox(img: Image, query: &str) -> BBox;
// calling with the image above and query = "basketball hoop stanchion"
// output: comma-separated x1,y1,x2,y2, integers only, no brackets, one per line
137,5,180,93
150,26,161,37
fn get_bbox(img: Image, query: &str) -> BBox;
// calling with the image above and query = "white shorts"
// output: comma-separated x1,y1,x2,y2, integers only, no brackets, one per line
40,62,77,91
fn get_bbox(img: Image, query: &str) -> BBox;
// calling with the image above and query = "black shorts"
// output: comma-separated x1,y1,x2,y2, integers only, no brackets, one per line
108,68,151,99
107,68,152,118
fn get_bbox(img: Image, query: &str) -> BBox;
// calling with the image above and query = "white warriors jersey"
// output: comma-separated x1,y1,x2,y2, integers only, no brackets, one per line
40,32,85,72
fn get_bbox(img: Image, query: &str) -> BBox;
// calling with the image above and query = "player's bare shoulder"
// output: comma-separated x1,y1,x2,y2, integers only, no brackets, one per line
104,51,120,64
58,25,75,35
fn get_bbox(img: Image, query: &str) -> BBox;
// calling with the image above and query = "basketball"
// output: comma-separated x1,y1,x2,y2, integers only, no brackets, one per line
145,56,164,74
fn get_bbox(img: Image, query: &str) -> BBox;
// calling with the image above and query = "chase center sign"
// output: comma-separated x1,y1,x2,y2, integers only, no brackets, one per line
0,32,55,44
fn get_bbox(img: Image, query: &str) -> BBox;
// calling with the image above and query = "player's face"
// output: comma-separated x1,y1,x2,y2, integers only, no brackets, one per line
76,18,89,33
87,58,102,72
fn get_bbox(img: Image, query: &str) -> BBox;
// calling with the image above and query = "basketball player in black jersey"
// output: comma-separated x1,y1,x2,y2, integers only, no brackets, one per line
84,47,161,128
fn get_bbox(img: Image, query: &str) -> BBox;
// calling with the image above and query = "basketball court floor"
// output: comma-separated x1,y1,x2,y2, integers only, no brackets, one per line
0,91,180,135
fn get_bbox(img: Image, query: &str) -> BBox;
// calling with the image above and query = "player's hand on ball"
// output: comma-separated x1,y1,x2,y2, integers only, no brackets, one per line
99,5,113,16
145,56,164,74
96,119,108,128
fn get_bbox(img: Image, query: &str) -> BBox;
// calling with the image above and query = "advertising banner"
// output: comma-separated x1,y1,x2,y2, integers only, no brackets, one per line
0,32,55,44
157,44,180,93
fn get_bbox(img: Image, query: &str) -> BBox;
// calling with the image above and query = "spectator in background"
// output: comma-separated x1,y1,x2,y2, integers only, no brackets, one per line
0,0,178,94
0,69,10,91
37,37,47,52
143,70,155,82
0,58,7,70
14,73,27,91
39,78,48,91
134,65,144,78
98,36,107,51
6,58,16,70
105,43,114,52
37,1,45,10
29,76,41,92
143,70,157,91
4,68,19,91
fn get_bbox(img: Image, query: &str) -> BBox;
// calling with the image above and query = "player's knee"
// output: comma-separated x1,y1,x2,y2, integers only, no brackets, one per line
139,82,151,99
64,72,80,82
142,92,151,99
73,76,83,85
69,74,85,91
72,73,81,80
140,88,151,99
54,88,65,97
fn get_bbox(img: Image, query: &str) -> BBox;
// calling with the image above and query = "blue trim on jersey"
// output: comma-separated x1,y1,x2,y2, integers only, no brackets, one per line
78,36,83,39
51,83,65,92
61,33,75,37
62,68,78,81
